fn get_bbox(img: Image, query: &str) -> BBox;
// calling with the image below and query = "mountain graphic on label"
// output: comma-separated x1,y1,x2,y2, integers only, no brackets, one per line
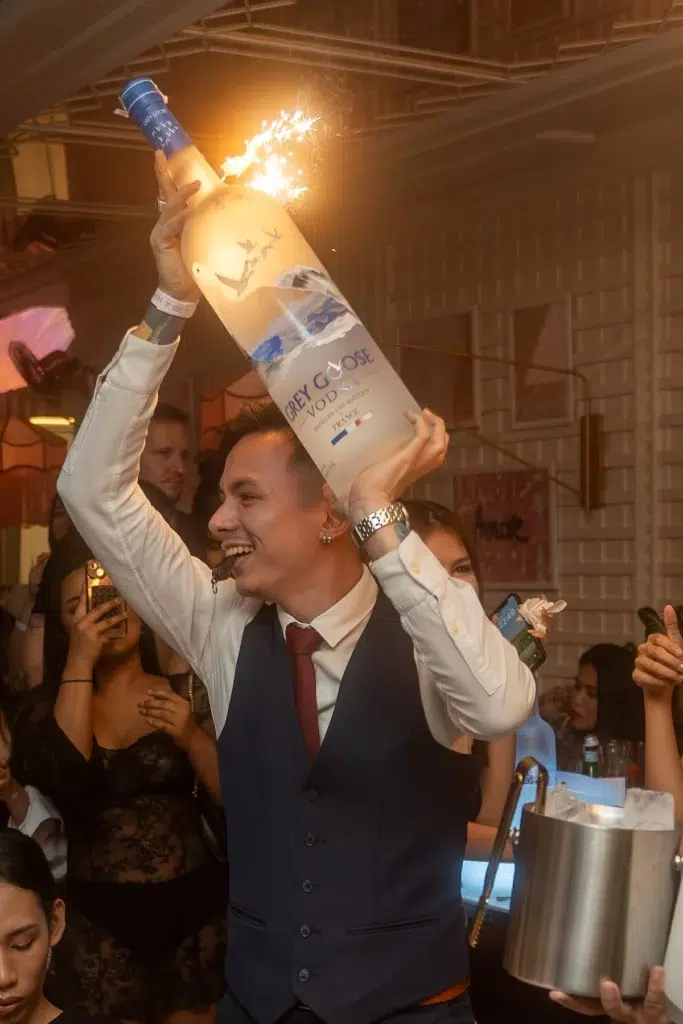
250,293,355,369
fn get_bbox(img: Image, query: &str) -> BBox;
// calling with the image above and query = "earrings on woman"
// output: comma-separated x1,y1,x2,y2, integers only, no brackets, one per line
320,533,332,545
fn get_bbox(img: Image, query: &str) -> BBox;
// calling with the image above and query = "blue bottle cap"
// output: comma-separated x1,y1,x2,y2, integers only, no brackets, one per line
119,77,192,157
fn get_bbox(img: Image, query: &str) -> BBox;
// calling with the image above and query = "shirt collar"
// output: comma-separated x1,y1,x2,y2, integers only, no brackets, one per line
277,565,378,649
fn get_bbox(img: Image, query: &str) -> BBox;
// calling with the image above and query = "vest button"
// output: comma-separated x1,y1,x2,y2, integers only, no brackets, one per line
300,924,311,938
302,879,314,893
298,968,310,983
307,789,319,802
305,833,315,847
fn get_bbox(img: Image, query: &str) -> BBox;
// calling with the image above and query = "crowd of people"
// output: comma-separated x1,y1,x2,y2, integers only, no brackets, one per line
1,157,682,1024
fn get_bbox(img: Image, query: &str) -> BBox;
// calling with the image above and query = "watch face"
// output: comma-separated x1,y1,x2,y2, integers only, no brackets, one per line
395,520,410,541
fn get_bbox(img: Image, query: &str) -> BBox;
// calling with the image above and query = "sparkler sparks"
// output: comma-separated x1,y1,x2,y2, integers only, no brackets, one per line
221,110,320,204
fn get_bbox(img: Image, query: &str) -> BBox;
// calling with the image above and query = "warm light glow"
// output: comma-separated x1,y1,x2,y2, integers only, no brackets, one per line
221,110,320,205
29,416,75,428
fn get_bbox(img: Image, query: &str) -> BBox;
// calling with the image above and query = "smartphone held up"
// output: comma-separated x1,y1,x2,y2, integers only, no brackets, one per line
85,560,127,639
492,592,547,673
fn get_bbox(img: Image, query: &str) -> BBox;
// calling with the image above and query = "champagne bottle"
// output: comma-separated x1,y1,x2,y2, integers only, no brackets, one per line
120,78,421,502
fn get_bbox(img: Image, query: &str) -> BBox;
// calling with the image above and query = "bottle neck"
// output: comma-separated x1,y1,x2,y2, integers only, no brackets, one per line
120,80,222,199
165,143,222,201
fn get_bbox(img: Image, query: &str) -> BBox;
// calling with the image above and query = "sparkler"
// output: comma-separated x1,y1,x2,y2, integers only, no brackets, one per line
221,110,320,205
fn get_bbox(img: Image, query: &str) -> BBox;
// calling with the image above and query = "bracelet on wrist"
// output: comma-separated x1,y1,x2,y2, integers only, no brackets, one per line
61,677,93,684
151,287,198,319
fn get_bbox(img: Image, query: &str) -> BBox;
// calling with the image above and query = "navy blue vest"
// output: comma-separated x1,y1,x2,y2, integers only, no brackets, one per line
219,590,479,1024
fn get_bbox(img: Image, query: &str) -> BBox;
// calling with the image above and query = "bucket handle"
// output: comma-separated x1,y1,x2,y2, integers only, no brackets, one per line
469,756,549,949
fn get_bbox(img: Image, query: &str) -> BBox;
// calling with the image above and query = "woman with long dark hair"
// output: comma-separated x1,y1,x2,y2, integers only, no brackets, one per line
15,530,225,1024
555,642,643,771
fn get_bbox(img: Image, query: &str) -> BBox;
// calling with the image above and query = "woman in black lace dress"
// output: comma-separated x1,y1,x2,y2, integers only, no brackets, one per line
17,534,226,1024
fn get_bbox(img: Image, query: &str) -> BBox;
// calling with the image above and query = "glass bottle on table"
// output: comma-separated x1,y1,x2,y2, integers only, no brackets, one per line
582,734,601,778
119,78,421,504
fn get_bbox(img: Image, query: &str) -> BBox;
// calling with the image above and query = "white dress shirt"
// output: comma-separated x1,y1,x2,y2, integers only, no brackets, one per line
8,785,67,881
58,330,535,743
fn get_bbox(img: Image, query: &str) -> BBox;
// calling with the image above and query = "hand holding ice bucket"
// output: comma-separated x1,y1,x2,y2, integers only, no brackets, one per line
470,757,683,1017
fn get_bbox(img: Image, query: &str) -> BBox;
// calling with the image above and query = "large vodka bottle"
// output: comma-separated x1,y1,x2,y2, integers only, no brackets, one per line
120,78,421,502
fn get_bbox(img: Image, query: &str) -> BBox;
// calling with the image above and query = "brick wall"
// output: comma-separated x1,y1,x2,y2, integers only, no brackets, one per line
316,162,682,690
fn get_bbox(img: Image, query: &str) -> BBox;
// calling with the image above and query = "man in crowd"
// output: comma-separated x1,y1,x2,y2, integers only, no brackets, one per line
138,400,199,545
58,154,535,1024
140,401,191,509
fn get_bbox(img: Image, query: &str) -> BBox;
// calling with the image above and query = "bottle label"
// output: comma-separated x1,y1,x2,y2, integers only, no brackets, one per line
246,270,378,447
249,269,417,486
119,78,192,157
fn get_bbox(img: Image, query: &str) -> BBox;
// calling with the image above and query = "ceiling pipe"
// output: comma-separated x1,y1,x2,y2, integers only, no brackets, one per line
183,24,512,82
239,20,511,71
57,38,212,112
414,84,517,108
204,40,474,87
374,96,500,121
199,0,297,23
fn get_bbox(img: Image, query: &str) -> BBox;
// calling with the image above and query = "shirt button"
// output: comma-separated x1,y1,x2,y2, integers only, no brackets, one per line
307,789,319,802
451,623,459,634
302,879,313,893
411,562,421,574
300,924,311,938
305,833,316,847
298,968,310,983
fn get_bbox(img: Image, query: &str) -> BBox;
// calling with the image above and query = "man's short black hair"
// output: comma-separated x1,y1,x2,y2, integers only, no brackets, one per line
218,401,323,502
152,401,189,426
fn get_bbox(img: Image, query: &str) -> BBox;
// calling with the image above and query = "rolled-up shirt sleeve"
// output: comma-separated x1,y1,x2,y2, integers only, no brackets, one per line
58,331,221,679
370,531,535,739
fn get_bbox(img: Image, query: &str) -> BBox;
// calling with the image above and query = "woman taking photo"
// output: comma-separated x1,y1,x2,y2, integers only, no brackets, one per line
0,829,117,1024
16,531,225,1024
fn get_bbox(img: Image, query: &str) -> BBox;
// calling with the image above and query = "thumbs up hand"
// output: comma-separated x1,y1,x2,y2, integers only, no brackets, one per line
663,604,683,646
634,605,683,694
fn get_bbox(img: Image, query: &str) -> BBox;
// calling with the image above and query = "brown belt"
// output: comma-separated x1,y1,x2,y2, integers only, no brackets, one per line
419,979,469,1006
296,979,470,1015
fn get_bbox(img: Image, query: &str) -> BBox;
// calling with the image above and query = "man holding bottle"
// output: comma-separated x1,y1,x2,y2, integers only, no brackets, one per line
57,157,535,1024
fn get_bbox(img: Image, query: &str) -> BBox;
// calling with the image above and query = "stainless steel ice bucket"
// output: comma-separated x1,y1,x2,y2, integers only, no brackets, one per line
470,757,681,998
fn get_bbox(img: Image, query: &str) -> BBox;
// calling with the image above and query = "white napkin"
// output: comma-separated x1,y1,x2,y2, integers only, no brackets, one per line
519,596,567,636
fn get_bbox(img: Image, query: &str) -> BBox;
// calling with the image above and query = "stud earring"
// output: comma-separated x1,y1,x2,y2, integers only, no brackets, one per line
320,533,332,545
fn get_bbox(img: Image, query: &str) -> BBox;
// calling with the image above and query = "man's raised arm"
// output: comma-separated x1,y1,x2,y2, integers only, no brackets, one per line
347,411,535,739
59,159,225,674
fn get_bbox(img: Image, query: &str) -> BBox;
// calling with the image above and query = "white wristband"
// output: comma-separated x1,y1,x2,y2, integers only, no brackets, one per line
151,288,199,319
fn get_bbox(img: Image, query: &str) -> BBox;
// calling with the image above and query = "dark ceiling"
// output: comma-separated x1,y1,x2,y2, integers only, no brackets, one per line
0,0,229,135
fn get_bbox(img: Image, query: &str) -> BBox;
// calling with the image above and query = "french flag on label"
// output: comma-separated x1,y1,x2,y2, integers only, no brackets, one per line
331,411,374,446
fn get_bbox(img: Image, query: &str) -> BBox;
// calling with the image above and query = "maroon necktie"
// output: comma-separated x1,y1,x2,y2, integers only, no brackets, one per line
286,624,323,759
